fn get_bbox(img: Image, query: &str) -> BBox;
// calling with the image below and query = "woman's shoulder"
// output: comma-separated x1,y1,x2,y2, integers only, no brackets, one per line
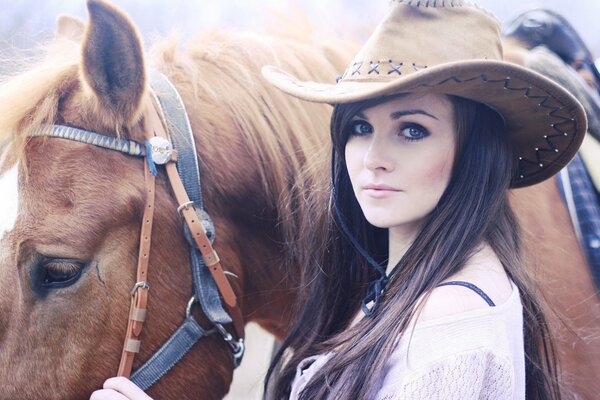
390,245,523,373
415,244,514,325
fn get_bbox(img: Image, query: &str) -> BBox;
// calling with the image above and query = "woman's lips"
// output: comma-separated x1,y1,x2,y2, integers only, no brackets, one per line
362,184,401,198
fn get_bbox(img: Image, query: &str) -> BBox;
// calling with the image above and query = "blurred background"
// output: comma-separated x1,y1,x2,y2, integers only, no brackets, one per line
1,0,597,398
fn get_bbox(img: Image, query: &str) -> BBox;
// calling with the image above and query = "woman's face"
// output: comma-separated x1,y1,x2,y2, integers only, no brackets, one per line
344,93,456,236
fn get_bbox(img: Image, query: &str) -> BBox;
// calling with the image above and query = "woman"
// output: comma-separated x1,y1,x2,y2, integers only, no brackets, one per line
93,1,586,399
260,1,586,399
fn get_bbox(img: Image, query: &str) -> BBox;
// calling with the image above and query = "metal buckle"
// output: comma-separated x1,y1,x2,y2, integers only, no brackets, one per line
177,201,194,215
186,295,217,332
223,271,239,279
131,281,150,296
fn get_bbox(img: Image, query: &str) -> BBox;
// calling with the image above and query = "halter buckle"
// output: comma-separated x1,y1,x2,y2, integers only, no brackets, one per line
177,201,195,215
131,281,150,296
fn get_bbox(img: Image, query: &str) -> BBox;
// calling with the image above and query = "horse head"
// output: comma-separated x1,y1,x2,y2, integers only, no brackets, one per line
0,0,343,398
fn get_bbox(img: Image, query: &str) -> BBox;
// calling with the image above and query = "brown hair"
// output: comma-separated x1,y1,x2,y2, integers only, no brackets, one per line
265,95,561,399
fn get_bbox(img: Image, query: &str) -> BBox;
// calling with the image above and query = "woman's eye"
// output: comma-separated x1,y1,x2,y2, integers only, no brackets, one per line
401,125,428,141
42,259,85,288
349,120,373,137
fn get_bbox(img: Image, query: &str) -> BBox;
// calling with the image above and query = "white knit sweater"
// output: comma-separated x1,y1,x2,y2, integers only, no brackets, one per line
289,283,524,399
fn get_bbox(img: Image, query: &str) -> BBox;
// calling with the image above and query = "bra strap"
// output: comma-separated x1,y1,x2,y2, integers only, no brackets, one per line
437,281,496,307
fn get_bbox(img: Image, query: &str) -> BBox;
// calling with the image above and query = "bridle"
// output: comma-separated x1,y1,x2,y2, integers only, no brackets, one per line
30,72,245,389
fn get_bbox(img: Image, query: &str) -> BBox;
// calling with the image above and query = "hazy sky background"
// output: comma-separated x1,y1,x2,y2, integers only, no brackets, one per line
0,0,598,61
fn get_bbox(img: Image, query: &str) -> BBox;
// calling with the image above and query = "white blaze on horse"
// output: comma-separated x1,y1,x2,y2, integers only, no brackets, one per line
0,162,19,239
0,1,599,399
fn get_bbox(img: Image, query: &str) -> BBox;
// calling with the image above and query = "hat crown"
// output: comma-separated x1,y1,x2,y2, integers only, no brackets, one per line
341,0,503,82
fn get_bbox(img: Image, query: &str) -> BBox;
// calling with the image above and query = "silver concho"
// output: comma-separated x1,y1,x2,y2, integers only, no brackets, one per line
148,136,173,165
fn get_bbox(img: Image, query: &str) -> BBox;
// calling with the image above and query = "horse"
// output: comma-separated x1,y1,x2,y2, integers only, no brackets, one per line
504,43,600,400
510,181,600,399
0,1,599,399
0,1,349,398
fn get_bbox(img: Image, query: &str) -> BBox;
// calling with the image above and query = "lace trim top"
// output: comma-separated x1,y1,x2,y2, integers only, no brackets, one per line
289,282,524,399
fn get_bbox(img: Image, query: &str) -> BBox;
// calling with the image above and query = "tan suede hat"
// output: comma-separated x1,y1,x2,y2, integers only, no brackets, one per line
262,0,587,188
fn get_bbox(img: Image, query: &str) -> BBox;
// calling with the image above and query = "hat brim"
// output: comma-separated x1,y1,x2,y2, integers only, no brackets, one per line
262,60,587,188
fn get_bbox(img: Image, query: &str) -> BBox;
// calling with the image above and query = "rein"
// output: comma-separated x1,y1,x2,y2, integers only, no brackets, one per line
30,72,245,388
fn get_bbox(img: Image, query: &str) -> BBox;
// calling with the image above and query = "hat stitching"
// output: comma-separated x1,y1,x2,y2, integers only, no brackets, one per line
516,115,577,181
343,61,425,80
502,79,529,92
391,0,468,8
368,61,381,75
351,62,363,76
388,61,403,75
390,0,499,22
412,63,428,71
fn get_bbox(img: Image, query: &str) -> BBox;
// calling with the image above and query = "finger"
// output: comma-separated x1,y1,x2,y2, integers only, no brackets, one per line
103,377,153,400
90,389,130,400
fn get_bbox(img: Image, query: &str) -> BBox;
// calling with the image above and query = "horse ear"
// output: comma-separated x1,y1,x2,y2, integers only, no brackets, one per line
55,15,85,42
81,0,146,124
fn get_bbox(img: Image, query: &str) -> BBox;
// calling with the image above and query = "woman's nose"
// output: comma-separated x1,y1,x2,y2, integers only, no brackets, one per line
364,135,394,171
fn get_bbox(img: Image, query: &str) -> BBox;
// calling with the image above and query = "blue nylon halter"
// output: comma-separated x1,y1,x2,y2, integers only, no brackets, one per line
31,71,244,389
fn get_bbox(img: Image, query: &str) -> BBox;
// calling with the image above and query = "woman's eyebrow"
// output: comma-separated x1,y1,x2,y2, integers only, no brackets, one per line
390,109,439,120
353,111,368,120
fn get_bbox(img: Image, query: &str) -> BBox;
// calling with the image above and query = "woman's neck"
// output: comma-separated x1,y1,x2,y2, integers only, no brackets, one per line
386,223,421,275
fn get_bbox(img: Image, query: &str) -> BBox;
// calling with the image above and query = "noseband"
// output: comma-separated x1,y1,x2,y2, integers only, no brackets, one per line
30,72,245,389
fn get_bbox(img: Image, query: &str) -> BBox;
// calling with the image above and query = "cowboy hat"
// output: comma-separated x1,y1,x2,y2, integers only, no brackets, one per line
261,0,587,188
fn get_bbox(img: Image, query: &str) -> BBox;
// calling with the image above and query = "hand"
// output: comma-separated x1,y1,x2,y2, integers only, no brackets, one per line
90,377,153,400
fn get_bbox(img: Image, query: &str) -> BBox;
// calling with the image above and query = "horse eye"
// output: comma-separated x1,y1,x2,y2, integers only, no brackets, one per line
41,259,86,288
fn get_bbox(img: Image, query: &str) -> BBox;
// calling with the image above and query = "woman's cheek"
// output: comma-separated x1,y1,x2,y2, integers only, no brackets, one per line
419,148,455,201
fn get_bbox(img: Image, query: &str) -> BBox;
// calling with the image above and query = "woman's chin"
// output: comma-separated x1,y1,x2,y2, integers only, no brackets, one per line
363,215,401,229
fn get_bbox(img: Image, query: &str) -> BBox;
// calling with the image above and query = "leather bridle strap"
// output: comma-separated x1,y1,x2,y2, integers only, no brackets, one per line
117,142,157,377
145,100,245,340
164,161,245,338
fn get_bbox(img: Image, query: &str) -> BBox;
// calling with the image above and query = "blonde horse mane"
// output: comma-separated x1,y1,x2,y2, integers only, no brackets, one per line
0,24,353,256
150,29,349,247
0,38,79,165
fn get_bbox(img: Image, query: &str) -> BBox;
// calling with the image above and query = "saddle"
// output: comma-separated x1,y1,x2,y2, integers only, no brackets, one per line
504,9,600,91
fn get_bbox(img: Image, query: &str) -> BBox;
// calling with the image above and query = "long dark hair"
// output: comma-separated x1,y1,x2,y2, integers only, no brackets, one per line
264,95,561,399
